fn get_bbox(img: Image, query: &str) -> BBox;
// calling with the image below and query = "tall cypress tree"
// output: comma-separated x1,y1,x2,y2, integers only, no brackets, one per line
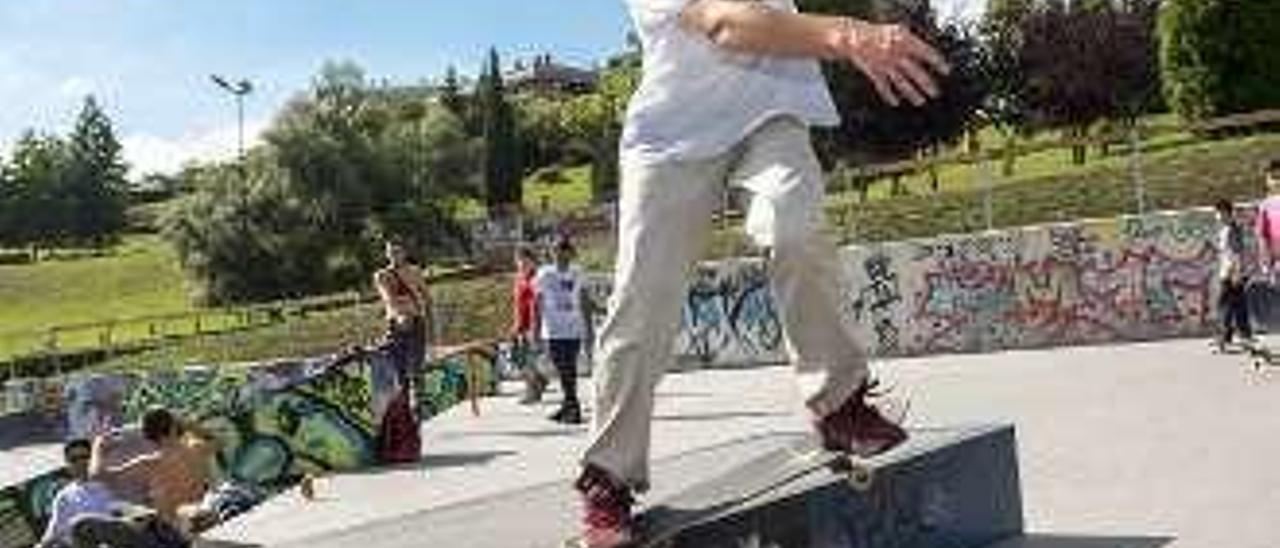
478,48,522,214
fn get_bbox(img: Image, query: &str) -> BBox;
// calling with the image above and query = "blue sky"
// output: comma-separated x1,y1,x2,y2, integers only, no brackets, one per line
0,0,981,175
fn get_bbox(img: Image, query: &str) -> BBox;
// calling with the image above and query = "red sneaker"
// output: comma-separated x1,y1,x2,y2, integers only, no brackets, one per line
574,465,634,548
815,379,908,457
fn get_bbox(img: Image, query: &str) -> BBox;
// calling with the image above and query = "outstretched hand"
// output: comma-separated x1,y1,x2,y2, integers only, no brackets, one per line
830,19,950,107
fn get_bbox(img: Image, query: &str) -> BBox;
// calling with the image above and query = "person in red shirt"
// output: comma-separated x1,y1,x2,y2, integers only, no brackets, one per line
512,245,548,404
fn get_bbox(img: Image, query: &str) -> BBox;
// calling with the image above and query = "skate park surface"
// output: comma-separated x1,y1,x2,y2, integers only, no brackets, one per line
7,336,1279,548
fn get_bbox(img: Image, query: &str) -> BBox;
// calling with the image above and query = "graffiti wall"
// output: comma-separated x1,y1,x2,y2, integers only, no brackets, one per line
0,346,496,548
577,206,1241,365
842,207,1237,357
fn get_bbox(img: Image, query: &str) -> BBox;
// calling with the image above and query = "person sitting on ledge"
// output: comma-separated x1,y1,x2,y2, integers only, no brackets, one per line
38,439,129,548
76,407,220,547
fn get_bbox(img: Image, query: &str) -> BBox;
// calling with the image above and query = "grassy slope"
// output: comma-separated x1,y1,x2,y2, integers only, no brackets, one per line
831,132,1280,243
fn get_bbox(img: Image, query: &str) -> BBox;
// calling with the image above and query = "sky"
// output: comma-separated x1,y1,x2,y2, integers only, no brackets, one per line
0,0,983,176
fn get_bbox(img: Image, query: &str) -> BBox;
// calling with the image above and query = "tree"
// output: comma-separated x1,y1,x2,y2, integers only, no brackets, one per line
166,61,482,304
801,0,987,168
1018,0,1160,164
477,48,522,214
554,56,639,203
1159,0,1280,122
65,95,129,244
439,65,469,123
4,131,73,254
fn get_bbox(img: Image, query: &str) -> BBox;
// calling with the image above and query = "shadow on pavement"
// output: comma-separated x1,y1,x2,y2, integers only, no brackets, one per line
989,533,1176,548
0,413,62,451
349,450,519,476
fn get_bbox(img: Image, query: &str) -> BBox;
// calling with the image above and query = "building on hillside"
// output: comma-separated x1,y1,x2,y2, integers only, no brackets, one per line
507,54,599,95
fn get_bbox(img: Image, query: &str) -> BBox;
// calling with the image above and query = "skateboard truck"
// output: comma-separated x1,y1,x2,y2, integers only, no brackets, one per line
827,454,874,492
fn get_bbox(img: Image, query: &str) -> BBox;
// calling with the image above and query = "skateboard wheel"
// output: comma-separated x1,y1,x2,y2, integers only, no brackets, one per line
846,463,873,491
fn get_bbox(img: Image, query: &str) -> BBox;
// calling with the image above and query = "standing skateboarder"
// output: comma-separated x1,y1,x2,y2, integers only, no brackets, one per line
574,1,949,545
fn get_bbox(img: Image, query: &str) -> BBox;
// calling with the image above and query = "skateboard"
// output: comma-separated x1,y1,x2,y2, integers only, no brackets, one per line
1239,340,1280,370
1210,339,1279,369
562,446,876,548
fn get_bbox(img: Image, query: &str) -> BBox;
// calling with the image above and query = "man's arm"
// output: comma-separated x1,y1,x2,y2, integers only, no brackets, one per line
412,267,435,344
36,490,68,548
1257,208,1272,273
679,0,949,107
88,435,156,485
531,273,544,346
374,271,396,314
578,283,595,345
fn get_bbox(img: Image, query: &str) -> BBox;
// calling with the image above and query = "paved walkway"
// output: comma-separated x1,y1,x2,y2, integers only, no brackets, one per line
194,337,1280,548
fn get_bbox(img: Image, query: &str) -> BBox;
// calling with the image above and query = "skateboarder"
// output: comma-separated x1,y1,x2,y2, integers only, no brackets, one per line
573,1,949,545
1214,198,1253,350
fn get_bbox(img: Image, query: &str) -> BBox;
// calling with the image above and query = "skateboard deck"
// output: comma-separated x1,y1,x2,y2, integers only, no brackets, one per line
1240,340,1280,369
563,443,877,548
1210,339,1279,369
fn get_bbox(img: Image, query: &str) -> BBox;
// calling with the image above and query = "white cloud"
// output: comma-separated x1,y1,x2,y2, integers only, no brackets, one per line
121,118,267,176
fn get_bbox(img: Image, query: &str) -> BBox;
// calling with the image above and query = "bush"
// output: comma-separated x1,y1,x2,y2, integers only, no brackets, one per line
0,250,33,265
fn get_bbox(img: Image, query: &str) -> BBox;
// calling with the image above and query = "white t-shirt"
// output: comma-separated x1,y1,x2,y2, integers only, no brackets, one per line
41,481,120,546
1219,222,1245,281
535,265,587,341
620,0,841,163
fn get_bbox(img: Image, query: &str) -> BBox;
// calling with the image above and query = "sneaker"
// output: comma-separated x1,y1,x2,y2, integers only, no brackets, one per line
815,379,908,458
519,370,547,405
551,403,583,425
574,466,633,548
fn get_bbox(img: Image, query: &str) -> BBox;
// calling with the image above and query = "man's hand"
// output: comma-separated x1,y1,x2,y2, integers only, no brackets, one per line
828,19,950,107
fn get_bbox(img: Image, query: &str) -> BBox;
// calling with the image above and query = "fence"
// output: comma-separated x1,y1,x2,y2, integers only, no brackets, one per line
0,266,491,381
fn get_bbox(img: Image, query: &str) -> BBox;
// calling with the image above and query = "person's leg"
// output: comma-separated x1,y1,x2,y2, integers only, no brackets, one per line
729,116,904,455
582,154,723,490
729,116,867,416
549,339,584,423
1220,279,1236,345
577,155,724,548
515,334,547,404
1232,280,1254,340
70,515,158,548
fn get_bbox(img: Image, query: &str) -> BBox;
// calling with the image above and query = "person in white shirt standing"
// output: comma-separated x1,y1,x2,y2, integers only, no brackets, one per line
573,1,950,545
535,237,592,425
1216,198,1254,350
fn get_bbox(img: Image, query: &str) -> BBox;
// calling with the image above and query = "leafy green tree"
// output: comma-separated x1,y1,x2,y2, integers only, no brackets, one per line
1019,0,1160,164
477,48,522,213
1159,0,1280,121
4,131,73,254
557,58,638,202
165,61,481,304
801,0,987,167
65,95,129,244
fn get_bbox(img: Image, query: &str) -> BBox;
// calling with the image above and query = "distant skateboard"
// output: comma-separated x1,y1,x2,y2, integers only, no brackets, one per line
562,446,878,548
1211,339,1279,369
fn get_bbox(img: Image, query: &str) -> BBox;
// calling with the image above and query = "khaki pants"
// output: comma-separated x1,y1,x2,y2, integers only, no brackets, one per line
583,116,869,492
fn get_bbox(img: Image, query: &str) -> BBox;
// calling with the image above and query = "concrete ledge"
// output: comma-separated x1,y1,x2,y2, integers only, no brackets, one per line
647,424,1022,548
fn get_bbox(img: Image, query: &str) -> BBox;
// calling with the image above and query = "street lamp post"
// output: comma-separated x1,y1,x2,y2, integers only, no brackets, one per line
210,75,254,168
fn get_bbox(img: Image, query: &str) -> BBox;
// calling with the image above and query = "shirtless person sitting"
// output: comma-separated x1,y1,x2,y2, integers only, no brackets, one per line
75,407,220,548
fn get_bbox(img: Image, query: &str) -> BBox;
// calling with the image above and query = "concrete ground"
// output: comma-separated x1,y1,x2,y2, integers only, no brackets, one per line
192,336,1280,548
